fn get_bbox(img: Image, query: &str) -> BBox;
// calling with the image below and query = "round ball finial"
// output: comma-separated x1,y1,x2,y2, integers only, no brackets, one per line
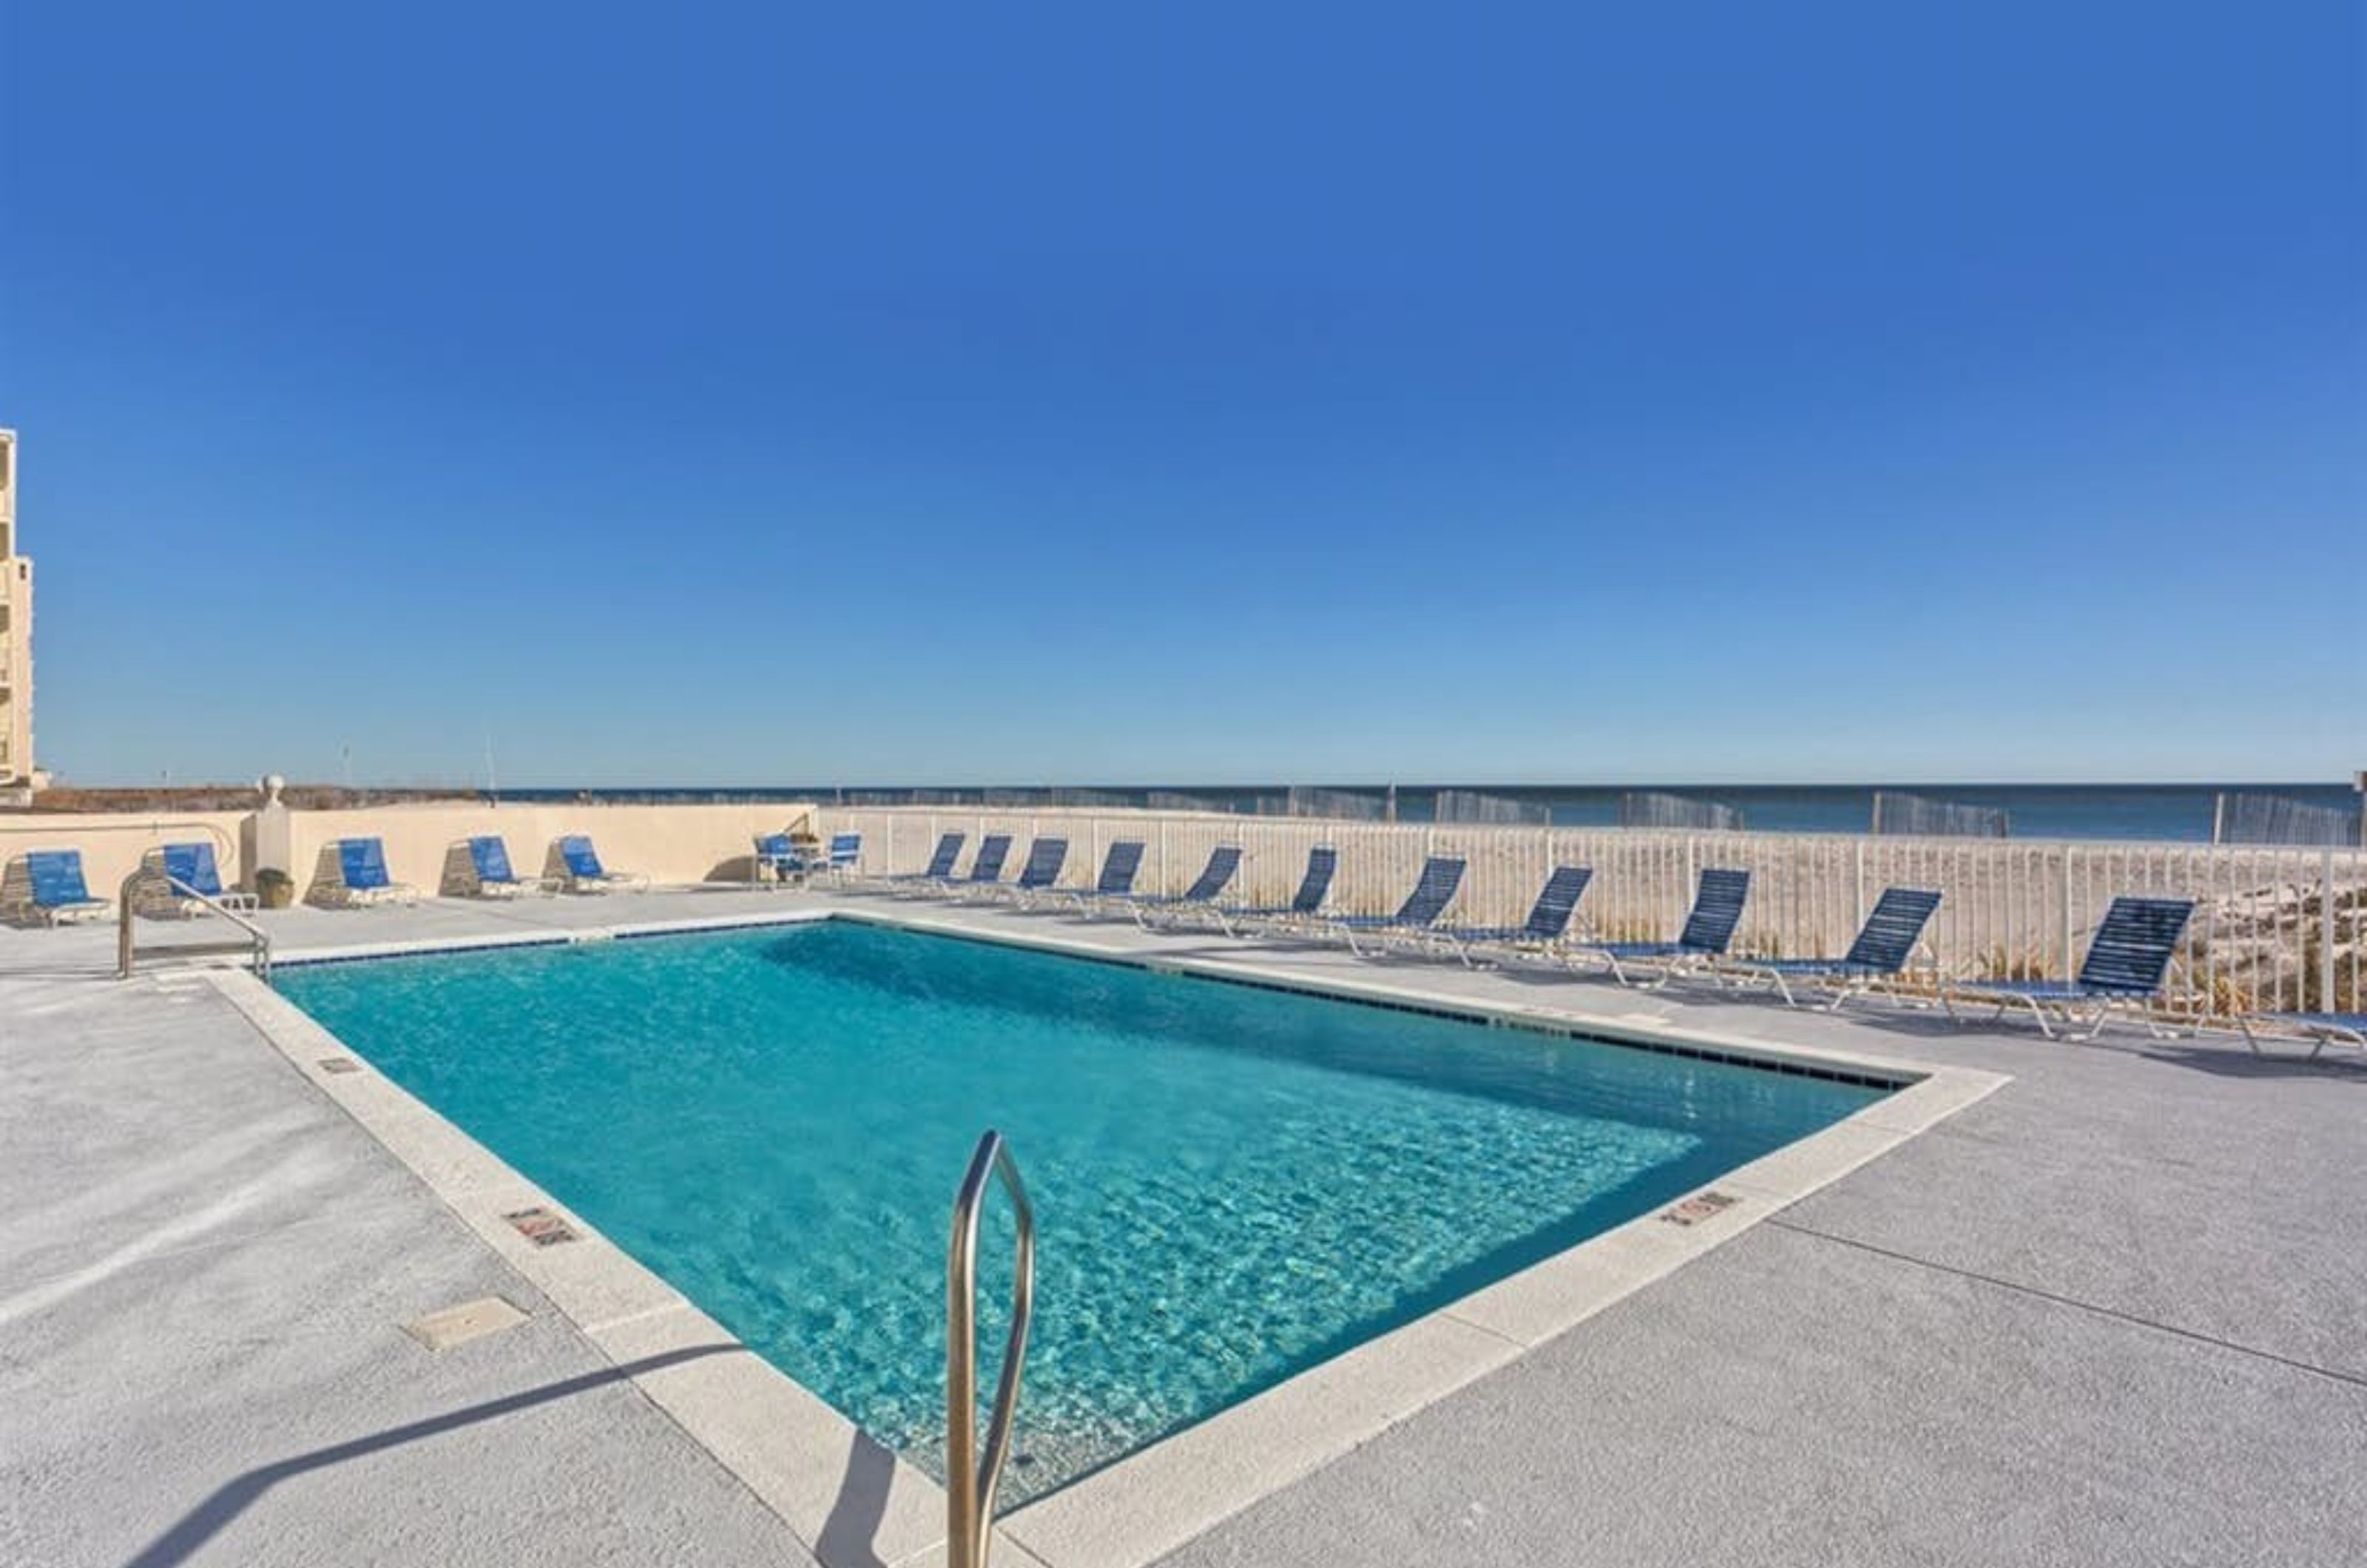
260,774,286,805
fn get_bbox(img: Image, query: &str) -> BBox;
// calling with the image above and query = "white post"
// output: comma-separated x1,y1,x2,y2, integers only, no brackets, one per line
2323,843,2340,1016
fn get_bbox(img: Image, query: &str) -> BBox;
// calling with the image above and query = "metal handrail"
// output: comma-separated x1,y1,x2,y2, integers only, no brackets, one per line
118,866,272,980
945,1130,1034,1568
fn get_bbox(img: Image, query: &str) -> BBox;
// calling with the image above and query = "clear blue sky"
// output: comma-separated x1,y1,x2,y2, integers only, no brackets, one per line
2,3,2360,788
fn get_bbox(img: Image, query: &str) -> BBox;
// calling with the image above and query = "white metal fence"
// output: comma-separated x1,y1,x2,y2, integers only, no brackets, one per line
815,805,2366,1018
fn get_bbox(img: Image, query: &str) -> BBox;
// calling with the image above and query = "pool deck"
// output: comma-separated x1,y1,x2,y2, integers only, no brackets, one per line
4,889,2362,1567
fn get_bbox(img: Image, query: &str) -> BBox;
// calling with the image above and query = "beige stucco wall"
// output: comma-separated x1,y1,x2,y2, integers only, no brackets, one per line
283,802,821,898
0,811,251,900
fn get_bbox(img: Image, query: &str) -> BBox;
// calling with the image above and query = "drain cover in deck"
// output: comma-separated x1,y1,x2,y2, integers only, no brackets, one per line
315,1057,362,1075
1661,1190,1740,1227
404,1296,528,1351
502,1207,581,1247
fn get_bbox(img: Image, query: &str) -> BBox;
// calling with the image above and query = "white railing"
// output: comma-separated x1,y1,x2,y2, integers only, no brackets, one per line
815,805,2365,1018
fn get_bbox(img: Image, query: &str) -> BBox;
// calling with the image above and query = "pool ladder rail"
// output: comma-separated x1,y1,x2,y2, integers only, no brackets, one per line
117,865,273,981
946,1129,1036,1568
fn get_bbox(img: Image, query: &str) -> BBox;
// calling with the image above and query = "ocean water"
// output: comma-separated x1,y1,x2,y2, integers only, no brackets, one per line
276,922,1883,1502
493,783,2363,842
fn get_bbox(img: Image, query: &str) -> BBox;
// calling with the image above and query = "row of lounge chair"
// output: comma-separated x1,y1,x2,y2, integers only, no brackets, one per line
0,834,653,923
5,829,2351,1055
843,832,2346,1048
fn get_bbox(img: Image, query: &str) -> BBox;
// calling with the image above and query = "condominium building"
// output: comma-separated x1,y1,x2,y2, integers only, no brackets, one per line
0,429,33,794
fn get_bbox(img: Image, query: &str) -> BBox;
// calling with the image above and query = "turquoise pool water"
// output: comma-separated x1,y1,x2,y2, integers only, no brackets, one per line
276,920,1887,1501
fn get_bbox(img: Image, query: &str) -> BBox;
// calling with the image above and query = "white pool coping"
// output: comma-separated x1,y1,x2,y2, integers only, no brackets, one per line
216,902,2005,1568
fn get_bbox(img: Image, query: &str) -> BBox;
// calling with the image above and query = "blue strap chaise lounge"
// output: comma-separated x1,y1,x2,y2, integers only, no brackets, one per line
1436,865,1593,967
155,841,258,914
1324,856,1468,957
553,835,651,895
981,837,1070,904
2,848,115,926
459,836,549,898
1121,845,1243,929
2236,1011,2366,1060
316,837,422,908
938,834,1013,898
880,832,967,894
1056,839,1145,914
1725,886,1942,1010
1583,868,1752,986
1942,896,2195,1040
1215,845,1338,937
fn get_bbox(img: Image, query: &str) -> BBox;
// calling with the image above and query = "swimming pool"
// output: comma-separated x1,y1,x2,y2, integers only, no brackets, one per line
276,919,1891,1502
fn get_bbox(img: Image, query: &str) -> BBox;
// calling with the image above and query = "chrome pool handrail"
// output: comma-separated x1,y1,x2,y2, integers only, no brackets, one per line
118,866,272,981
946,1129,1035,1568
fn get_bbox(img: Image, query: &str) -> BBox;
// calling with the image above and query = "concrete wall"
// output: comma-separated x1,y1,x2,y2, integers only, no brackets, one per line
283,802,820,898
0,810,251,900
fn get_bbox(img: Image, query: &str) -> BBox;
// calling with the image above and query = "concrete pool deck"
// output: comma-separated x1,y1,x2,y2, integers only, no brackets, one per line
4,889,2363,1567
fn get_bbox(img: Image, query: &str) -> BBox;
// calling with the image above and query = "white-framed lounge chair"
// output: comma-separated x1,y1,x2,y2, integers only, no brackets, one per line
1056,839,1145,915
1436,865,1593,967
1581,868,1751,987
1723,887,1942,1010
877,832,967,895
978,837,1067,904
314,837,422,908
1,849,115,926
1213,846,1337,937
456,836,550,898
819,832,862,882
147,842,257,916
752,832,817,887
1941,896,2194,1041
1324,856,1466,957
1121,845,1243,929
2236,1012,2365,1060
553,835,651,895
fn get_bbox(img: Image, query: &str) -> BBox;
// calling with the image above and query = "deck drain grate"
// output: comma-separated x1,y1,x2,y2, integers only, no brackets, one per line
315,1057,362,1075
502,1207,581,1247
1661,1190,1740,1227
404,1296,528,1351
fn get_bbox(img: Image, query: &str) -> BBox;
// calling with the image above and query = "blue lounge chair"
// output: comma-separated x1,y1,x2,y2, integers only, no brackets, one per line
1438,866,1593,966
459,836,547,898
1057,839,1145,913
1584,868,1752,986
981,837,1069,903
942,834,1013,897
155,842,258,913
1942,896,2194,1040
752,832,814,886
1215,846,1337,937
1726,887,1942,1010
1121,845,1244,928
553,835,649,895
317,837,421,908
882,832,967,893
1326,856,1467,956
2237,1013,2365,1059
2,849,114,926
822,832,862,880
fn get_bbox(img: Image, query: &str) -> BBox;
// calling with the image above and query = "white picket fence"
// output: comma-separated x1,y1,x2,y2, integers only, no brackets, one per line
814,805,2366,1018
